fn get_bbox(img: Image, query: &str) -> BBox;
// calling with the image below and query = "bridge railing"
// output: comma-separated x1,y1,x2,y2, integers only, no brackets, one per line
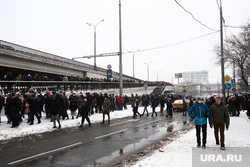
0,81,160,94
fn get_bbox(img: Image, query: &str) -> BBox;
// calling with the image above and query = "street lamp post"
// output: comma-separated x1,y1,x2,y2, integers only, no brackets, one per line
144,62,153,81
86,19,104,70
128,50,140,78
154,70,162,81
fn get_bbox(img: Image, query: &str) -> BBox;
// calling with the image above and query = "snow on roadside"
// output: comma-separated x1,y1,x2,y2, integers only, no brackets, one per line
132,110,250,167
0,106,154,141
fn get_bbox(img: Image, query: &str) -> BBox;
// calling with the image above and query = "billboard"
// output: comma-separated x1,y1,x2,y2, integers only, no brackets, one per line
175,73,182,78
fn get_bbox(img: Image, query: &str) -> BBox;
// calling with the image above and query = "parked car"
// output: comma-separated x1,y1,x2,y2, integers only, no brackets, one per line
173,99,190,111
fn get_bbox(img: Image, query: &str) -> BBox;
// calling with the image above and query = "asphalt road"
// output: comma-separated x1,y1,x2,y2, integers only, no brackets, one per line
0,111,193,167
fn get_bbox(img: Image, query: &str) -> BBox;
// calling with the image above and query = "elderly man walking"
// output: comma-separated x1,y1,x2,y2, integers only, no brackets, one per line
209,96,230,150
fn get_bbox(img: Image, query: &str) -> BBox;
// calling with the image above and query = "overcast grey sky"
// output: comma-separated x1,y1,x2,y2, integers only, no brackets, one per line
0,0,249,84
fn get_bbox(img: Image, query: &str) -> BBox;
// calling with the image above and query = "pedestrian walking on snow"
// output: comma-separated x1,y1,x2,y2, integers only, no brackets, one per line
102,97,111,124
209,96,230,150
188,97,210,149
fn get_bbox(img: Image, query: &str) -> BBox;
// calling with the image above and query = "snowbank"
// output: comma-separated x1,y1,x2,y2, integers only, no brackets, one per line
133,110,250,167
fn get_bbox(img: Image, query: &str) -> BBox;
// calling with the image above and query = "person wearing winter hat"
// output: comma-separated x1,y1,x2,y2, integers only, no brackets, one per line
188,96,210,149
209,96,230,150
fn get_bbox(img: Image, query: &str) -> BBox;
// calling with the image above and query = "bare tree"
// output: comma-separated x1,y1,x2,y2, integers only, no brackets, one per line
214,19,250,92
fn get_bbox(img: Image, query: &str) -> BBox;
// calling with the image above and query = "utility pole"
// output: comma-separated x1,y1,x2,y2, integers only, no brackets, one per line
220,0,226,104
119,0,123,95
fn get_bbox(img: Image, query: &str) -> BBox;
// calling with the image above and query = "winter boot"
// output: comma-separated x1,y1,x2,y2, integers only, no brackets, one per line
221,144,226,150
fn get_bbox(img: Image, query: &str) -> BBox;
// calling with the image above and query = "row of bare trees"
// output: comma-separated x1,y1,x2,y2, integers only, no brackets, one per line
214,19,250,92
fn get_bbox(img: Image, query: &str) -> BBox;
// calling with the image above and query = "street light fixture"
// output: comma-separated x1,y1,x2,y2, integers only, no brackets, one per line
154,70,162,81
86,19,104,70
143,61,153,81
128,49,140,78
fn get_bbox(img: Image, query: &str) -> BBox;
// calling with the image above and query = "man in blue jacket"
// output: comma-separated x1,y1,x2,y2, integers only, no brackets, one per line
188,97,210,149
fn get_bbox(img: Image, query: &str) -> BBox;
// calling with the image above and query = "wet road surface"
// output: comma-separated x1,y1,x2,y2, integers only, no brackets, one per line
0,112,193,167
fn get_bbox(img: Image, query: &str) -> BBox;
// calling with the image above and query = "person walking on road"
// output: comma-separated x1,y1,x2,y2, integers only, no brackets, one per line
142,94,149,116
132,98,142,118
166,99,173,117
79,99,91,127
209,96,230,150
102,97,111,124
151,96,158,117
182,99,187,116
188,97,210,149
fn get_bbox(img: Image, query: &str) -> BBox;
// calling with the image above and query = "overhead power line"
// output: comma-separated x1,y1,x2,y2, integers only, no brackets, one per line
124,30,220,54
174,0,218,31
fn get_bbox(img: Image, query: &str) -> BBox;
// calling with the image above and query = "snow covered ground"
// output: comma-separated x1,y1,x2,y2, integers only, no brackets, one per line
132,110,250,167
1,107,249,167
0,105,139,141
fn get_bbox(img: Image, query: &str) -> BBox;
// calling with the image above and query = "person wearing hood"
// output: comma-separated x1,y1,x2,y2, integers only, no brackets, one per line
209,96,230,150
188,97,210,149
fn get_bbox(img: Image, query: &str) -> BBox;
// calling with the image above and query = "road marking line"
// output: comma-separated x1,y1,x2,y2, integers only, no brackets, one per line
134,118,165,128
110,119,139,127
8,142,82,165
95,129,127,139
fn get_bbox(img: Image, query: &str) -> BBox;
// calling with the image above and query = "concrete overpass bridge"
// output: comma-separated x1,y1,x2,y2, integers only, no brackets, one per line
0,40,137,80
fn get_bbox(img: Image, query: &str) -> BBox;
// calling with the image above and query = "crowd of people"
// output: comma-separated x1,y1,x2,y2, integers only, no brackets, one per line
0,70,143,83
1,88,249,147
0,88,176,129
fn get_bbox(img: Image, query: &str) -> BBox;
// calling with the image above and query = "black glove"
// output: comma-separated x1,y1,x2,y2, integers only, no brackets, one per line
226,126,229,130
210,124,213,128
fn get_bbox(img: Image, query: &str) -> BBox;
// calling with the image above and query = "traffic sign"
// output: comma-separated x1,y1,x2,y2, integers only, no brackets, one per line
231,79,235,83
182,85,187,90
225,83,231,90
231,83,237,88
225,75,231,82
248,77,250,85
232,88,236,91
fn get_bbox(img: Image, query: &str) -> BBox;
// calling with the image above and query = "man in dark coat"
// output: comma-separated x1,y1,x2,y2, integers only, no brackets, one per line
51,93,62,129
209,96,230,150
142,94,149,116
69,93,77,119
79,99,91,127
8,93,21,128
151,96,158,117
159,96,165,112
27,89,41,125
166,99,173,117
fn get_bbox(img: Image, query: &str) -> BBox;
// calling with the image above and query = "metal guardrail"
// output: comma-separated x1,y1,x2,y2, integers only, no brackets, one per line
0,81,161,94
